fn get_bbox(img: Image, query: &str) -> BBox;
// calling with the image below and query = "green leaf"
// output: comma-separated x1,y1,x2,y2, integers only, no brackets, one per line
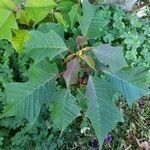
106,67,150,106
0,8,18,41
37,23,64,39
16,10,31,25
54,12,68,28
86,76,123,148
63,59,80,89
0,0,16,10
76,88,87,111
1,61,58,123
12,29,29,52
24,30,67,63
51,89,80,133
69,4,80,29
92,44,127,72
25,0,57,22
79,0,110,39
57,0,75,12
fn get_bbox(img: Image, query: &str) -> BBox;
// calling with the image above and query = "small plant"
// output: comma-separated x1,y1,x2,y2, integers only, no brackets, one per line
0,0,149,149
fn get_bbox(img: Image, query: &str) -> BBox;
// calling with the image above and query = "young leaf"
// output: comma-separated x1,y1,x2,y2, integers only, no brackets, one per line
16,10,31,25
78,0,110,39
86,76,123,148
0,8,18,41
92,44,127,72
24,30,67,63
1,61,58,123
54,12,67,28
106,67,150,106
63,59,80,88
12,29,29,52
51,89,81,133
25,0,56,23
80,54,95,70
0,0,16,10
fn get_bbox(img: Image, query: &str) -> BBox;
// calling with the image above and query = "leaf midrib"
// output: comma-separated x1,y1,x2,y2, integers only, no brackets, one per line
0,10,11,28
22,76,54,104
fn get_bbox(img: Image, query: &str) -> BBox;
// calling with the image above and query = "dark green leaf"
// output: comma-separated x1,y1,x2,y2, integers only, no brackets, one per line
106,67,150,106
1,61,58,123
24,30,67,63
86,76,123,148
51,89,81,133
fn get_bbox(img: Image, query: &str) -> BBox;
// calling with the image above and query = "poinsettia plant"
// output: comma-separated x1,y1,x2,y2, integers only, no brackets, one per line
0,0,150,149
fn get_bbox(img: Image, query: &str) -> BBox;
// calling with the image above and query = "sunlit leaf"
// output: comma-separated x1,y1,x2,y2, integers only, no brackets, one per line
12,29,29,52
0,8,18,41
25,0,56,22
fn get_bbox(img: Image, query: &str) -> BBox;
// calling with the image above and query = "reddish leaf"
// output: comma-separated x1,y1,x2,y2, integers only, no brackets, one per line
63,59,80,88
76,36,88,49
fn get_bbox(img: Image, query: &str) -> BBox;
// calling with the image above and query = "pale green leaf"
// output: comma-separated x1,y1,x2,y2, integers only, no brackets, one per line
12,29,29,52
93,44,127,72
51,89,81,133
0,0,16,10
0,8,18,41
16,9,31,25
25,0,57,22
86,76,123,148
54,12,68,28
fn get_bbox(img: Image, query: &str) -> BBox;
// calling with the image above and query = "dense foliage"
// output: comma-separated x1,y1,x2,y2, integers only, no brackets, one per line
0,0,150,149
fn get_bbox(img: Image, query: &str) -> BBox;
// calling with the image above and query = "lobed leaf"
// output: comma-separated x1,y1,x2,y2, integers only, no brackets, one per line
1,61,58,123
92,44,127,72
24,30,67,63
79,0,110,39
106,67,150,106
86,76,123,148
